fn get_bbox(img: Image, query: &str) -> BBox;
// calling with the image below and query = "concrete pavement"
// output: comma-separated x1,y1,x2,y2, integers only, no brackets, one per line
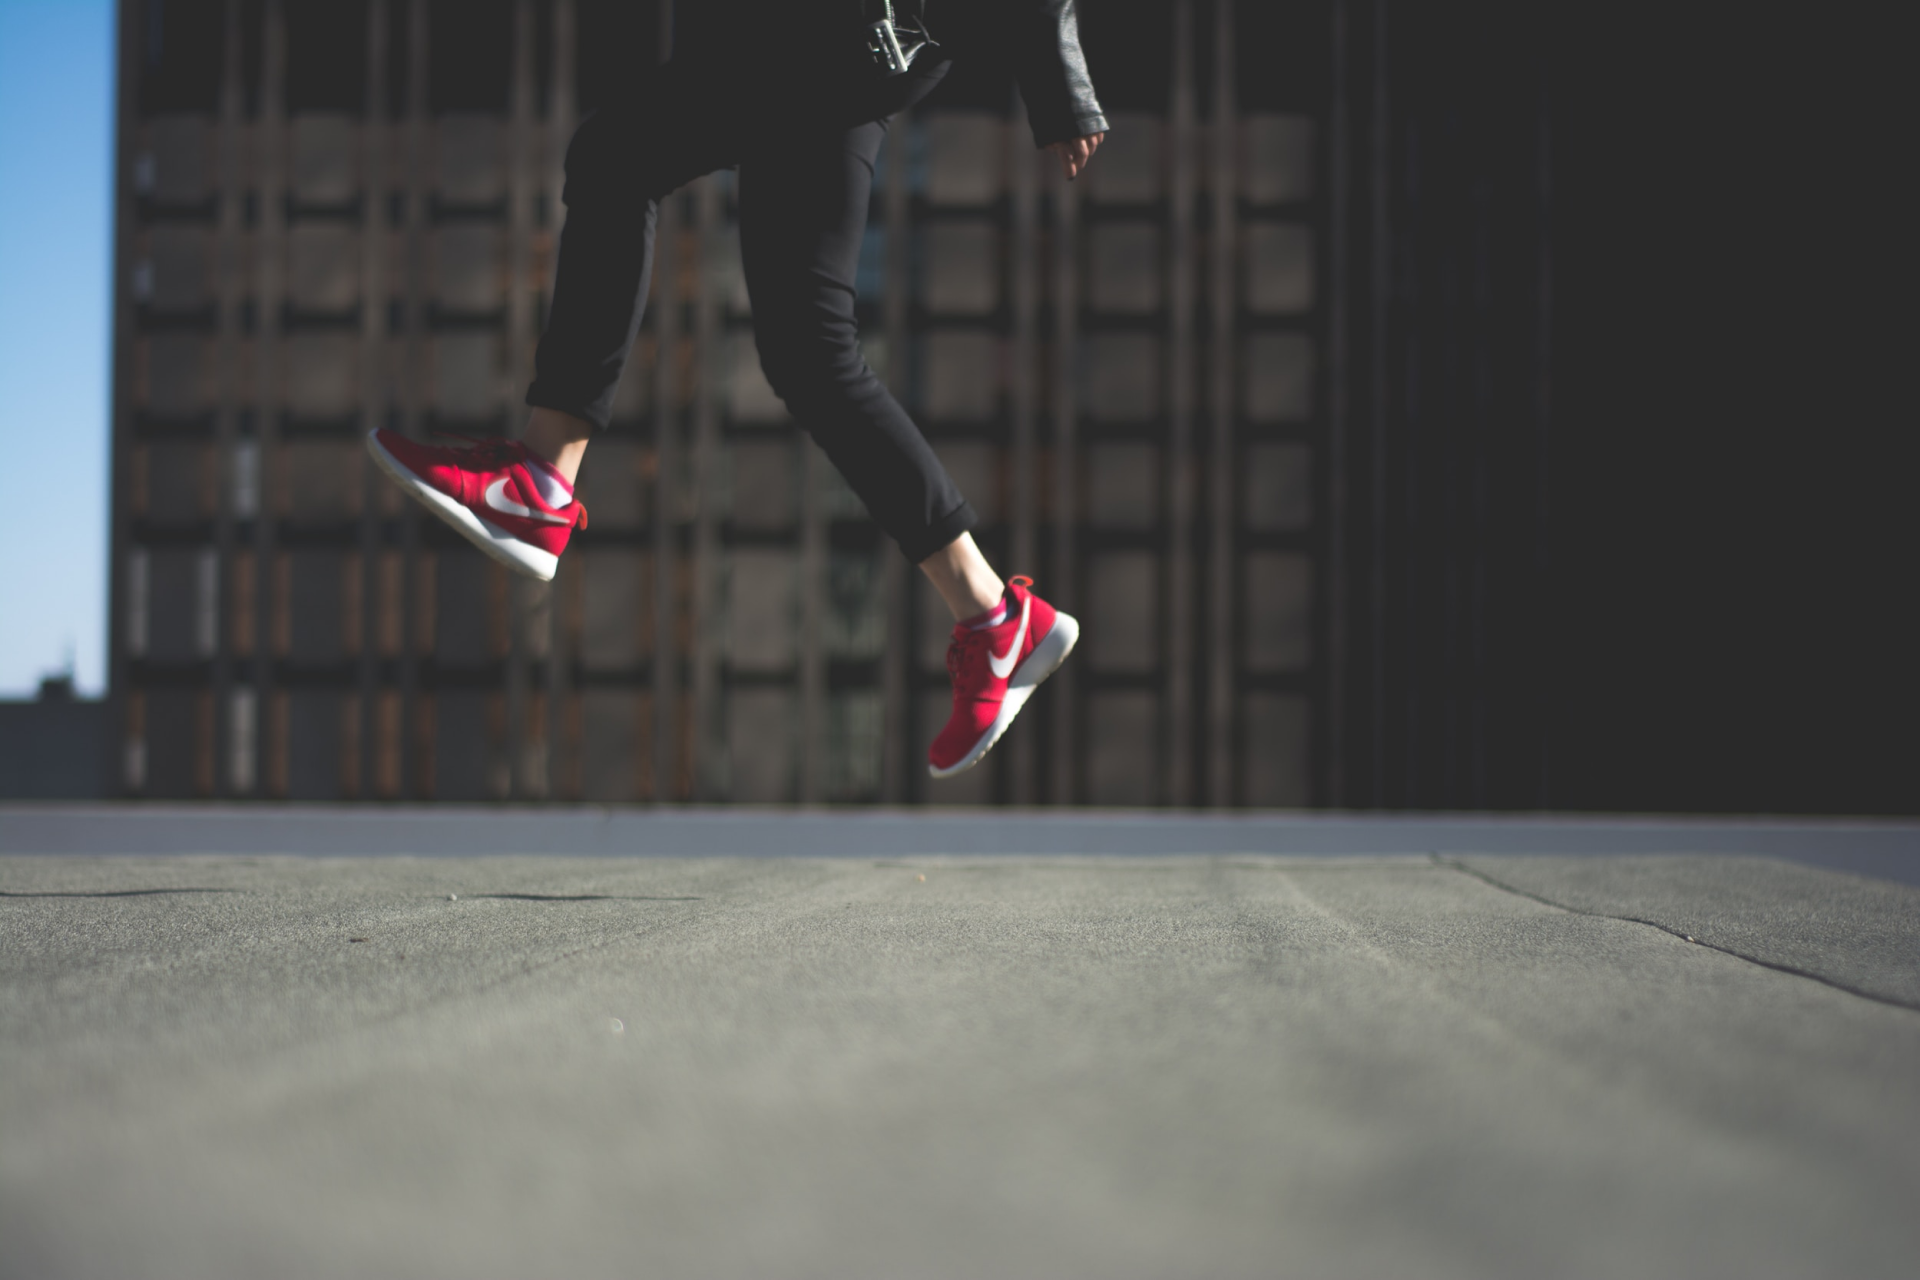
3,848,1917,1278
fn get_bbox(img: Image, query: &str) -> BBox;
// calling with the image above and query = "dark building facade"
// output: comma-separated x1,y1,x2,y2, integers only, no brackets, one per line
0,679,111,800
109,0,1567,807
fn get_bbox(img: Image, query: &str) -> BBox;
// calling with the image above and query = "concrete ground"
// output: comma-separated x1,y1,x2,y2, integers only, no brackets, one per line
2,832,1918,1277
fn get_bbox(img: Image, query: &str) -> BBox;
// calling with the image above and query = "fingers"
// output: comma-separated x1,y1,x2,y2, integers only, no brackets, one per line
1048,133,1107,182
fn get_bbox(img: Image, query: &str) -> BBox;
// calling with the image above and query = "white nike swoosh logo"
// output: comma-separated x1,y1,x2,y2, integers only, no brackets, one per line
988,595,1032,679
484,476,572,525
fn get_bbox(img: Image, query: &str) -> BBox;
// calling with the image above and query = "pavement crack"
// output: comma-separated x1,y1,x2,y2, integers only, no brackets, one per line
460,893,702,902
0,888,238,898
1437,856,1920,1015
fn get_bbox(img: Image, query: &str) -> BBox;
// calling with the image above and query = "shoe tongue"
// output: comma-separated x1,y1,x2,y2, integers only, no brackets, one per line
522,454,574,508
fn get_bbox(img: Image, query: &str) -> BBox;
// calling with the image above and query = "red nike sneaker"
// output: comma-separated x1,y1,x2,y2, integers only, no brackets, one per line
365,429,586,582
929,576,1079,777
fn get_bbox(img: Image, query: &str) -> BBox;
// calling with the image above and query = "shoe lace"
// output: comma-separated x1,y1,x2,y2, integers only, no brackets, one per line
944,628,989,685
430,431,589,529
430,430,522,465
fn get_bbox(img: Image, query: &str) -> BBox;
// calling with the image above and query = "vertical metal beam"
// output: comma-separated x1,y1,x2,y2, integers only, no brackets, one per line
358,0,390,799
649,196,679,802
399,0,429,797
252,0,287,795
1166,0,1197,807
504,0,536,797
799,443,824,804
1206,0,1237,807
1368,0,1391,808
880,110,911,803
649,0,678,802
547,0,577,798
1047,133,1080,805
108,0,141,794
690,173,722,800
211,0,245,796
1533,62,1554,809
1008,102,1039,804
1325,0,1353,808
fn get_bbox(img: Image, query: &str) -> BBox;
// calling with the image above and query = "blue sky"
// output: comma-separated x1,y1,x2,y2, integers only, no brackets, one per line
0,0,112,696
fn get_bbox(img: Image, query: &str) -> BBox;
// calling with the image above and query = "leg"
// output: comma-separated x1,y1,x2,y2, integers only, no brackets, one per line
737,119,998,618
524,61,743,476
919,532,1005,623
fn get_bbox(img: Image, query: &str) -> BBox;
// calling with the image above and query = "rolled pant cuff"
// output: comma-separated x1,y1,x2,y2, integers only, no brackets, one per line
525,384,614,434
902,500,979,566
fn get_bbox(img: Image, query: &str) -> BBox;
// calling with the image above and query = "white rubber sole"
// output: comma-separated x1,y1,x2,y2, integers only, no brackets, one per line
928,610,1080,778
365,432,559,582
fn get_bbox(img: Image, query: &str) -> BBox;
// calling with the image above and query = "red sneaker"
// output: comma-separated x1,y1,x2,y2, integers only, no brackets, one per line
365,429,586,582
929,576,1079,778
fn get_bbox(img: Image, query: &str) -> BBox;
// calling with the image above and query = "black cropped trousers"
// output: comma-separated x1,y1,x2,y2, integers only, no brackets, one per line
526,54,976,564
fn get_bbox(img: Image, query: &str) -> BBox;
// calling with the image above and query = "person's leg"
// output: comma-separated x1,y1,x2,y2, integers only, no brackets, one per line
918,532,1004,622
521,407,594,485
737,119,1001,621
524,61,740,479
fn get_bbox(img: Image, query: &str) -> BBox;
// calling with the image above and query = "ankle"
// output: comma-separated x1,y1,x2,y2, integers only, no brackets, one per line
522,408,593,485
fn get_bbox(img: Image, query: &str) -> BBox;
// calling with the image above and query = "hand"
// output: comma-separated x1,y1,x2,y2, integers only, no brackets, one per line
1046,132,1105,181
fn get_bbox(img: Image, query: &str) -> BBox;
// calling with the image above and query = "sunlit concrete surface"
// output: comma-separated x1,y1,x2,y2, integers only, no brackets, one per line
3,842,1918,1278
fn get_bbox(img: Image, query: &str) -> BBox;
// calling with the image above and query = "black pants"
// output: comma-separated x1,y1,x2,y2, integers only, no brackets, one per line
526,55,977,564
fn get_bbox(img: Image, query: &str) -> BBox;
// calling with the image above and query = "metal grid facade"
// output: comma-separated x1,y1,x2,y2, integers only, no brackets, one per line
106,0,1391,806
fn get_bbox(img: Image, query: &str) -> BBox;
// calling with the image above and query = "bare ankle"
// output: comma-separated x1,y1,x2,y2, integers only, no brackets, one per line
522,408,594,485
918,532,1005,622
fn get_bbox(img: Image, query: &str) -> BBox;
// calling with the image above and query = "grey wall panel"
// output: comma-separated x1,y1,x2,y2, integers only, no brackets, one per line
577,440,647,529
145,443,209,525
435,551,494,667
289,114,359,204
824,552,886,659
143,227,210,310
1243,551,1312,672
1082,334,1160,422
729,441,798,532
144,691,198,798
282,441,362,523
1087,223,1162,313
1243,223,1315,314
1086,691,1157,805
924,332,1000,421
1083,114,1161,203
932,440,999,523
146,550,202,662
580,550,645,669
287,226,360,311
433,692,490,801
144,115,209,204
1086,443,1160,529
924,114,1003,205
924,224,1000,314
435,115,504,203
288,551,344,665
431,226,504,311
1086,552,1159,672
823,690,883,800
285,334,360,418
144,335,209,416
287,691,342,800
580,689,641,801
431,333,504,420
728,688,794,802
1244,443,1312,532
728,550,797,672
1244,332,1314,422
1242,692,1309,807
1242,114,1314,205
